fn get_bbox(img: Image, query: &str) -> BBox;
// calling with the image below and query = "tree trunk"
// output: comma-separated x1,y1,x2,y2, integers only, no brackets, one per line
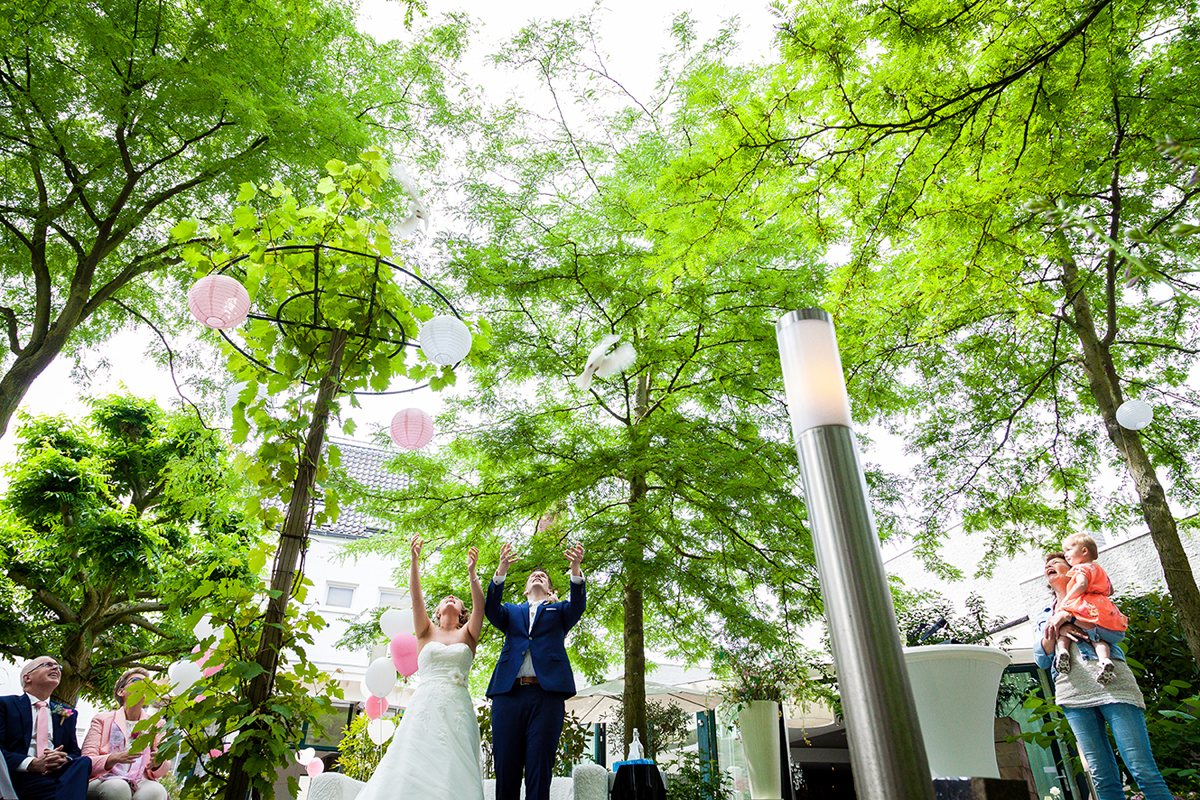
0,307,84,440
1059,241,1200,668
223,329,348,800
621,373,650,759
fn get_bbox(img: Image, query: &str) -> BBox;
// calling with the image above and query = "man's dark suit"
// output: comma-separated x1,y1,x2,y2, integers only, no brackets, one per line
485,576,585,800
0,695,90,800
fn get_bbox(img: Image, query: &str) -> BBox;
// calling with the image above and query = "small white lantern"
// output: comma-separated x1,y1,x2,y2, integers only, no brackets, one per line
390,408,434,449
419,315,471,365
188,275,250,329
1116,399,1154,430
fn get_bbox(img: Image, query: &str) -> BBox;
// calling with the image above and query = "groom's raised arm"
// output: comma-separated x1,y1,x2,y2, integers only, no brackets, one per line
561,543,586,630
485,542,517,632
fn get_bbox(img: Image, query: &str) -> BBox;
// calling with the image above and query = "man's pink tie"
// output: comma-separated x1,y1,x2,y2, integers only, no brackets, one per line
33,700,49,758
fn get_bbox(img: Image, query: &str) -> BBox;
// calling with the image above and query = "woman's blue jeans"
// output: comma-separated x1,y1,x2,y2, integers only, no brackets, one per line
1061,702,1172,800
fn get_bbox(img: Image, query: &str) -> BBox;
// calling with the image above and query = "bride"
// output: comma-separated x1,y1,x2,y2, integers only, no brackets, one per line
354,537,485,800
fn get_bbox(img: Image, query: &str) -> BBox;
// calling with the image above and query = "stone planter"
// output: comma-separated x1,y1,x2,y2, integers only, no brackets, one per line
903,645,1012,779
737,699,783,800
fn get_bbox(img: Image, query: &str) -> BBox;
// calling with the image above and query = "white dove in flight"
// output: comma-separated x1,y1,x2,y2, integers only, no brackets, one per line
573,335,636,390
389,162,430,239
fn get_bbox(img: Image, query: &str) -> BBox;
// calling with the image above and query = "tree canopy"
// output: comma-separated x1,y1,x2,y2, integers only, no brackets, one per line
0,0,467,437
649,0,1200,662
341,14,902,746
0,394,256,705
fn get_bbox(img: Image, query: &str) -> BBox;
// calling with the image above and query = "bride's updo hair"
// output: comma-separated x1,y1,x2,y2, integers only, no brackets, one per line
433,596,470,628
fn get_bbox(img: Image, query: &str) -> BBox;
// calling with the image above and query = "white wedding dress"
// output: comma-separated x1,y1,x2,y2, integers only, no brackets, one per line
354,641,484,800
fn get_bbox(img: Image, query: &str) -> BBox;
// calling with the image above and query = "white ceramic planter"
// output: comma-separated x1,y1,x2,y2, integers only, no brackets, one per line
903,645,1012,779
737,699,783,800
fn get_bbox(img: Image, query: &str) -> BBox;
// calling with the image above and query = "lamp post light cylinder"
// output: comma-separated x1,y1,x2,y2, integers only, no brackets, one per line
777,309,934,800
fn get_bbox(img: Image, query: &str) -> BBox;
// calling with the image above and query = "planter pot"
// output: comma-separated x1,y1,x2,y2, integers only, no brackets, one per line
903,645,1011,779
737,700,782,800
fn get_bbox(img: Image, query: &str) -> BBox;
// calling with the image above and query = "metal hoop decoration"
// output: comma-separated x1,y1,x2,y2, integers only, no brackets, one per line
212,244,466,395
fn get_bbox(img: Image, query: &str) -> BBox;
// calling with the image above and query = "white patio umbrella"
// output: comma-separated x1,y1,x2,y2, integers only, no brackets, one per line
566,677,718,723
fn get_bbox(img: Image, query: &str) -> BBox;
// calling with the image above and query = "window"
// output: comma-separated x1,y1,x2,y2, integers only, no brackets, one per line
326,583,356,609
379,590,407,607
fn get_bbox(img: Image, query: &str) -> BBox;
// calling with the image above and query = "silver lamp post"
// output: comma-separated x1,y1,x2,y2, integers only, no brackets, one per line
776,308,935,800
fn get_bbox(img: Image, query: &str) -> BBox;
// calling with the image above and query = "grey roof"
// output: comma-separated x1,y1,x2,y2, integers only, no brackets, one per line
312,437,408,539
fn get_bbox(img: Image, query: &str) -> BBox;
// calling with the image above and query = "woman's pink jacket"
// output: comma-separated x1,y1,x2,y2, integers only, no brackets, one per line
81,709,171,781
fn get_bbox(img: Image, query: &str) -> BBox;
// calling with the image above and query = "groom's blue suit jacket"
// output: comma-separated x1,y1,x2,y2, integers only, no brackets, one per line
484,577,585,698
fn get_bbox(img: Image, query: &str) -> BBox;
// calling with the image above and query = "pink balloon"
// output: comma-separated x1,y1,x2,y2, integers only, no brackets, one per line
364,695,389,720
390,634,419,676
306,759,324,778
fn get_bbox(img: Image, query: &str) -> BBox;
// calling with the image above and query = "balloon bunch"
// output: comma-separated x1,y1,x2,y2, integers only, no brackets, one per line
166,614,225,695
296,747,324,777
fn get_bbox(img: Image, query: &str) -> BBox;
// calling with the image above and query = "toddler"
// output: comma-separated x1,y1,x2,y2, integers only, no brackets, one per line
1052,533,1128,685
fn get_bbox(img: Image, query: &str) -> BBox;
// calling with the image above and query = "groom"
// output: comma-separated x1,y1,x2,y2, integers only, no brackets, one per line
485,542,586,800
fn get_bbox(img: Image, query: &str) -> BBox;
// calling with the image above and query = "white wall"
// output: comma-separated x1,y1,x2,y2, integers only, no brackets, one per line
304,533,414,709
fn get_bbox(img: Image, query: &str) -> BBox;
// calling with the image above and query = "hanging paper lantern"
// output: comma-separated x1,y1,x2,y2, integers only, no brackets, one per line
1116,399,1154,430
390,408,434,450
188,275,250,329
418,315,472,365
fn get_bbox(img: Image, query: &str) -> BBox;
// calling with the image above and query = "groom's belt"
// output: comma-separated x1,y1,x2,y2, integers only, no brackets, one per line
516,676,539,685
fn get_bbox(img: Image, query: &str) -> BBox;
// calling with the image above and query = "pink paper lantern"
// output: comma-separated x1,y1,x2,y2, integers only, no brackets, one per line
364,695,389,720
306,759,324,778
188,274,250,329
389,408,434,450
390,634,419,677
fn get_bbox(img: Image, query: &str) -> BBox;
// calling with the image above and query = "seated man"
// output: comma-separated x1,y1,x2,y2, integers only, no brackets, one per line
0,657,90,800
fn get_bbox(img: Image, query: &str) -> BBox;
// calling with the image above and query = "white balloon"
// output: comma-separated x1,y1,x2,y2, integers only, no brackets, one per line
367,718,396,746
295,747,316,766
168,659,203,694
364,657,397,698
1116,399,1154,430
193,614,217,642
379,608,409,639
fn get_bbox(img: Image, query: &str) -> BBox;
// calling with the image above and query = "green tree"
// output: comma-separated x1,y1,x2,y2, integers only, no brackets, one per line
0,394,255,704
341,15,875,751
180,151,483,799
656,0,1200,664
0,0,464,438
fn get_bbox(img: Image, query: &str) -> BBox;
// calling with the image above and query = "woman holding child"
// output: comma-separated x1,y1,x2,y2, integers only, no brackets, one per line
1033,542,1171,800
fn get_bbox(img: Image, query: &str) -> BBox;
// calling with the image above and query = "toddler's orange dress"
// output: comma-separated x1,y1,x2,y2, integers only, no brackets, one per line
1060,562,1128,631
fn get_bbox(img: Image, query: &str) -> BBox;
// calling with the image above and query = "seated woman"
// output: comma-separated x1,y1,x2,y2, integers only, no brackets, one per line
81,667,170,800
1033,552,1171,800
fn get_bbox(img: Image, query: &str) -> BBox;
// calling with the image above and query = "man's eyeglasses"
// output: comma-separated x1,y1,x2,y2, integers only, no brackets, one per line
28,662,59,673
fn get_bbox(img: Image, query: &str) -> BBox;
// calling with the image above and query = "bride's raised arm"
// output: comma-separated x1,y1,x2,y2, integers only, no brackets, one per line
465,546,485,646
409,536,432,640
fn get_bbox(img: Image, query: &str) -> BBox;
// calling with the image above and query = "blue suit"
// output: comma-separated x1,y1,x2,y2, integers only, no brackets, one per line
0,695,90,800
485,576,585,800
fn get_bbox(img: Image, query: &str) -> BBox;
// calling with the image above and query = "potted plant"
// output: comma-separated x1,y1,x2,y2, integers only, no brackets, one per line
714,647,797,800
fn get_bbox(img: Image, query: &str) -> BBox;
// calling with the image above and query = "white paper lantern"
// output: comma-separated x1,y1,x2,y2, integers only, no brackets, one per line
295,748,316,766
419,315,471,365
390,408,434,450
1116,399,1154,430
364,657,398,698
188,275,250,329
367,718,397,746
